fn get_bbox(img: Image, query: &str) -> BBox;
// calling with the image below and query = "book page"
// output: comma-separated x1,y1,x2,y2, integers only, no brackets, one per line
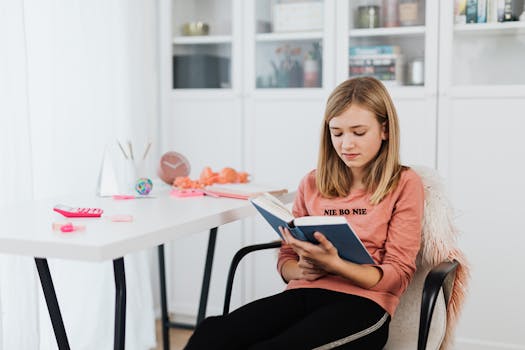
250,193,295,223
293,215,347,226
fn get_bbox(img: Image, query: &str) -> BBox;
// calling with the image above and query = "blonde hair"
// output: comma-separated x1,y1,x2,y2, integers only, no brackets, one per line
316,77,402,205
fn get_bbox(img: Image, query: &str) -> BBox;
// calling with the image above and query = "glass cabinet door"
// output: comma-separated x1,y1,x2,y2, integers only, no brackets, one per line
347,0,427,88
449,1,525,86
172,0,233,89
254,0,325,89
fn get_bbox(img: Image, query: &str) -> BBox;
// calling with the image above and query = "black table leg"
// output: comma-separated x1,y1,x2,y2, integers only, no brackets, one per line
35,257,127,350
158,227,218,349
197,227,217,324
35,258,71,350
113,257,126,350
158,244,171,350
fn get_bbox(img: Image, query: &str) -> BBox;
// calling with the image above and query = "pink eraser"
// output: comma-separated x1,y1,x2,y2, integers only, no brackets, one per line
53,222,85,233
60,223,74,232
170,189,205,198
52,222,69,230
110,215,134,222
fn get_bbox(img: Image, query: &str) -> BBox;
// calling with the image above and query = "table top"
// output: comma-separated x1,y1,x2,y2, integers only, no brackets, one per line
0,191,295,262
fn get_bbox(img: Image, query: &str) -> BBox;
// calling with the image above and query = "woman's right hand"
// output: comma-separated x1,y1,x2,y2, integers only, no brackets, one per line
279,226,327,281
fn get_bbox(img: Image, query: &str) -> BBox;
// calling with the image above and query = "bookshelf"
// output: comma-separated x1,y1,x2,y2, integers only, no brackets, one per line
336,0,437,95
440,0,525,91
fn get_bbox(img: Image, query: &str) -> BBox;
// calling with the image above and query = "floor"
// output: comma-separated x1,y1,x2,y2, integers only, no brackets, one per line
155,320,193,350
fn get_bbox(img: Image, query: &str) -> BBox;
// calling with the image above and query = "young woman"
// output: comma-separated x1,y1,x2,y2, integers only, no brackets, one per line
184,77,424,350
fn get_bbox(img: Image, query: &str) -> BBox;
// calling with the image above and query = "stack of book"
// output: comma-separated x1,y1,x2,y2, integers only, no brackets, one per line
455,0,524,24
348,45,404,86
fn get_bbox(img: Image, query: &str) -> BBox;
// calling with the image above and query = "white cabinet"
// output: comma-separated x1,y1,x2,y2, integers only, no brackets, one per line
437,2,525,348
160,2,525,347
161,0,439,319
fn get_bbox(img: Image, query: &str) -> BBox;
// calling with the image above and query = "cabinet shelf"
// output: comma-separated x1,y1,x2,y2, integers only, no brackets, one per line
387,86,426,99
349,26,425,38
171,89,237,99
252,88,326,99
255,31,323,42
172,35,233,45
454,22,525,36
449,85,525,98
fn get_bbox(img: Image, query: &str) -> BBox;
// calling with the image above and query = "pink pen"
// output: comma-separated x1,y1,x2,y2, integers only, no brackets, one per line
203,190,220,198
112,195,136,200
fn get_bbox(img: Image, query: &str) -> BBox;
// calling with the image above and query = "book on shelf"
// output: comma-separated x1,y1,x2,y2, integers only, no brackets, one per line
466,0,478,23
204,183,288,200
348,45,404,85
250,193,375,264
478,0,488,23
349,45,401,57
348,55,404,86
455,0,467,24
458,0,521,24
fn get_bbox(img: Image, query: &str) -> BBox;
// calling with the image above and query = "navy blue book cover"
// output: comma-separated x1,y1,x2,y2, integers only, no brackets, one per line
294,222,374,264
251,197,374,264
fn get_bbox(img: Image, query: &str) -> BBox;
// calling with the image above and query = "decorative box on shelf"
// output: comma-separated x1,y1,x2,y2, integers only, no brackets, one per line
273,2,323,32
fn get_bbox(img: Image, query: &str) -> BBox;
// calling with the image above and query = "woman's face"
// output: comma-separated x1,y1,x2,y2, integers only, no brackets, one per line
328,103,387,176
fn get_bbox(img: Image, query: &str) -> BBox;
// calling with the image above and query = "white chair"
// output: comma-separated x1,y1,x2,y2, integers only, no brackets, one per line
223,166,469,350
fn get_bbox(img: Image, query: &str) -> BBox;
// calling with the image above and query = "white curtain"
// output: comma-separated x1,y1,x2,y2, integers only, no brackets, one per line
0,1,39,348
0,0,159,349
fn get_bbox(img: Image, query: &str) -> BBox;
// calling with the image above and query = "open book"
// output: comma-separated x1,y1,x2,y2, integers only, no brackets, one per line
250,193,374,264
205,183,288,200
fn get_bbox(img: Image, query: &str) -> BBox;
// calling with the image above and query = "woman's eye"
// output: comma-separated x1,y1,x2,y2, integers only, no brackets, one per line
332,133,342,137
354,131,366,136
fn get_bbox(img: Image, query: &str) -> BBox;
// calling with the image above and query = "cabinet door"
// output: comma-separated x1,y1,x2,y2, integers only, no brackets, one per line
439,0,525,102
340,0,433,89
437,96,525,349
239,0,336,303
437,2,525,348
171,0,241,90
245,0,335,92
165,1,245,316
241,96,327,303
336,0,439,167
163,96,246,317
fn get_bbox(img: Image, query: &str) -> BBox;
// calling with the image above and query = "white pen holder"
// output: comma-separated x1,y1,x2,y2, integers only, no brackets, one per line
97,144,152,196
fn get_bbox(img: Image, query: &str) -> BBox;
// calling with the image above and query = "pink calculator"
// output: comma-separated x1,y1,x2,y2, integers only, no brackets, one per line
53,204,103,218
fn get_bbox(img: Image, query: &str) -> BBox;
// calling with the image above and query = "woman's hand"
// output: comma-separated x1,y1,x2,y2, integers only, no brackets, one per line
279,226,341,278
279,226,383,288
296,255,327,281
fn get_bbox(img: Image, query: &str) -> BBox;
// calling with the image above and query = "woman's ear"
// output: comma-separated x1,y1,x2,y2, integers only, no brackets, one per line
381,122,388,140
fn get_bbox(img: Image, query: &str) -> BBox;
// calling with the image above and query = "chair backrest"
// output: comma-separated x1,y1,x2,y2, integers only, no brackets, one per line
383,166,468,350
385,265,447,349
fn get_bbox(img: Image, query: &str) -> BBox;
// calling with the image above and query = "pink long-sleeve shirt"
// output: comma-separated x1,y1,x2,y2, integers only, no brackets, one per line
277,167,424,316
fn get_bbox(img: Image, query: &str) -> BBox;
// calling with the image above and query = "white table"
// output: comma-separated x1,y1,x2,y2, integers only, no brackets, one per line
0,191,295,350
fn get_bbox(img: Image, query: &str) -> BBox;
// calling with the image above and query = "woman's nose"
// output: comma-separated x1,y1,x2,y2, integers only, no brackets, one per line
341,134,355,149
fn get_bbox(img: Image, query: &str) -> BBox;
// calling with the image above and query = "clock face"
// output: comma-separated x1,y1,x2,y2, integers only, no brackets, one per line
157,151,191,185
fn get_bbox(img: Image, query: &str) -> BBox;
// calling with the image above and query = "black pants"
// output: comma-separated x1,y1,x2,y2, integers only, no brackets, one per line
184,288,390,350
